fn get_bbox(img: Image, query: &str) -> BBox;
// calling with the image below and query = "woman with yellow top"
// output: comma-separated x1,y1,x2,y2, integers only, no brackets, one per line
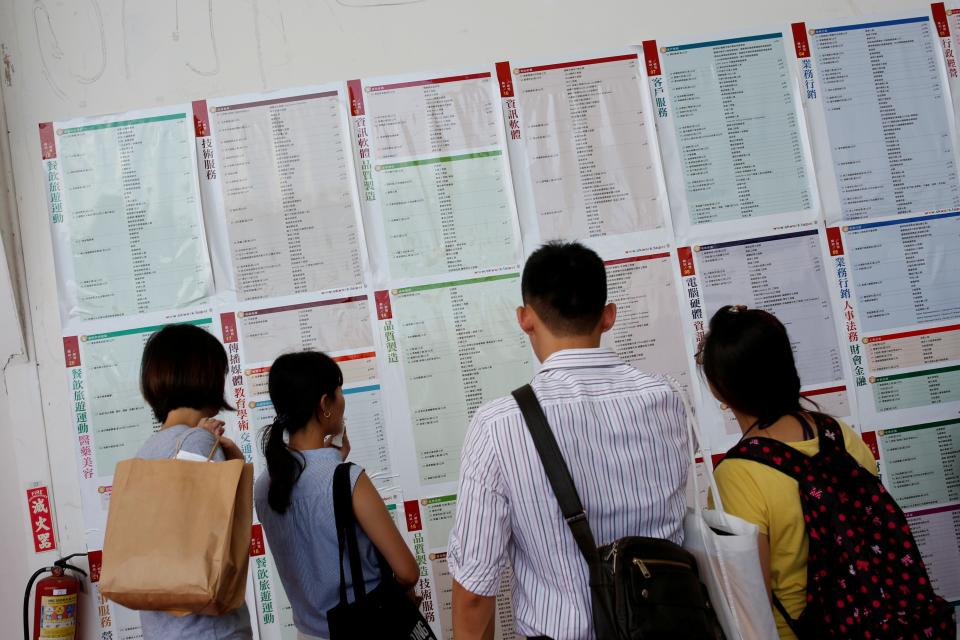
699,305,877,639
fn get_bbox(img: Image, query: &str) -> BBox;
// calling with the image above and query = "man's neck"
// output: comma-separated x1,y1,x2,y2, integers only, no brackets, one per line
536,335,602,363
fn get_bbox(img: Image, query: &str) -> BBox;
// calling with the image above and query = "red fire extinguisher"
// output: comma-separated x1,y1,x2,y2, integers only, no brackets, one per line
23,553,87,640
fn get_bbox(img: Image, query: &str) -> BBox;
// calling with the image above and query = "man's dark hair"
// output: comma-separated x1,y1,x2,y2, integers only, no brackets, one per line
521,241,607,335
140,323,232,423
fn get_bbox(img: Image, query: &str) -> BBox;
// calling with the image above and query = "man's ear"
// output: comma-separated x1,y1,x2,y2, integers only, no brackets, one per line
599,303,617,333
517,305,536,335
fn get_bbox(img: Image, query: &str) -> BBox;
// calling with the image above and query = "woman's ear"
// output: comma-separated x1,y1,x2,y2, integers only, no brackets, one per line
317,394,332,419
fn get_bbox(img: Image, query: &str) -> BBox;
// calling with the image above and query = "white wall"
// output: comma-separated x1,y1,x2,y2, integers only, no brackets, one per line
0,0,928,631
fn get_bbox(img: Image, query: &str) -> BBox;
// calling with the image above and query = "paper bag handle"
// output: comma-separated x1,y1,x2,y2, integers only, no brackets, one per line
172,429,222,461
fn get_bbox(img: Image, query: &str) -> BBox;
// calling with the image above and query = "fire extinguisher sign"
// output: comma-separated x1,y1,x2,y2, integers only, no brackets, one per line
26,486,57,553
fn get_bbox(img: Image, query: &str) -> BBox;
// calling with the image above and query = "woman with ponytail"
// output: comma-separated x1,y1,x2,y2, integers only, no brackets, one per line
254,351,419,640
699,306,877,639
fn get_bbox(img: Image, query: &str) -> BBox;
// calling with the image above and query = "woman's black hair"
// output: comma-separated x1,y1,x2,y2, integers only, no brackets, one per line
140,323,232,423
699,305,821,431
262,351,344,514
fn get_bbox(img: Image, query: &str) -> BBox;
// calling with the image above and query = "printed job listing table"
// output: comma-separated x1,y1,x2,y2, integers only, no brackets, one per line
601,253,690,387
66,321,215,477
379,274,533,486
223,295,392,482
41,108,212,326
692,230,843,387
350,72,521,282
878,418,960,509
829,212,960,421
649,32,814,235
807,16,960,221
202,89,365,300
843,212,960,333
501,53,667,244
904,503,960,601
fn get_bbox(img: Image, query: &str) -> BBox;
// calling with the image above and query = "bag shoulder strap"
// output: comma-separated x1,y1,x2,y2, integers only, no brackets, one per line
772,594,804,637
171,427,220,460
333,462,367,603
511,384,600,565
722,435,810,481
809,412,846,458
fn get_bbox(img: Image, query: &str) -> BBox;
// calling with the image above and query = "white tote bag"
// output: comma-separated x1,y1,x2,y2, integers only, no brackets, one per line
665,377,779,640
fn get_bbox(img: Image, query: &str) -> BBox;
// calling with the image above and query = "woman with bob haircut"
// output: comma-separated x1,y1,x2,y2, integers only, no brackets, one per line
135,323,252,639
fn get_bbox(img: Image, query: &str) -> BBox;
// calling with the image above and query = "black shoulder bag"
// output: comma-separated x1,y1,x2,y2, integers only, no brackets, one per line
326,463,438,640
512,385,725,640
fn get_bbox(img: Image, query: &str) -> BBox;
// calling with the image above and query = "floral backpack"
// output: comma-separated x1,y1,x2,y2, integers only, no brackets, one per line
723,412,956,639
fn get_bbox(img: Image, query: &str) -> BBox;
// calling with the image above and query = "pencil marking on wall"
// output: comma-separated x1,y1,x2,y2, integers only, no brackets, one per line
336,0,425,6
186,0,220,77
251,0,267,88
121,0,130,79
75,0,107,85
1,45,13,87
33,2,66,99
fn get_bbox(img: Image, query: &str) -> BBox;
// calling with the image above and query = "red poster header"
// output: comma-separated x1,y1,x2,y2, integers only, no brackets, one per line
932,3,951,38
39,122,57,160
825,227,844,256
250,524,266,557
495,62,514,98
605,252,671,267
677,247,695,277
514,53,637,75
88,550,103,583
791,23,811,58
375,290,393,320
63,336,81,367
220,312,239,344
367,72,490,93
860,430,880,461
348,79,365,117
404,500,422,532
642,41,661,76
864,322,960,344
801,385,846,397
192,100,210,137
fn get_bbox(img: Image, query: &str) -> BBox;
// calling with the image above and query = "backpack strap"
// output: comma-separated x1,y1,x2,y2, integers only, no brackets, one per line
772,594,805,638
511,385,601,566
809,412,845,457
722,434,809,481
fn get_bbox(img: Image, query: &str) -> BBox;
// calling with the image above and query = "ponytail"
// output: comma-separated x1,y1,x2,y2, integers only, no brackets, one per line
262,416,304,514
261,351,344,514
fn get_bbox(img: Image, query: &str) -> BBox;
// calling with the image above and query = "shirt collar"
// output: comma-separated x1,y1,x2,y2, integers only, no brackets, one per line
301,447,344,461
537,347,623,373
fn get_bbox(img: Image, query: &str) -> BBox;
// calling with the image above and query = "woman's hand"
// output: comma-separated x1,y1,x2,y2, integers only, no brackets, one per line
326,430,351,461
198,417,225,436
337,430,351,461
219,435,245,461
198,418,244,461
406,587,423,608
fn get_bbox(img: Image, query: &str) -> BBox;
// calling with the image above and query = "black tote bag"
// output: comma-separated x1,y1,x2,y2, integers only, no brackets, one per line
326,463,438,640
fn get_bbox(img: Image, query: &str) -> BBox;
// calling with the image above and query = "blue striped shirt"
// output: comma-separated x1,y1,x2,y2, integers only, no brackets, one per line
448,348,689,639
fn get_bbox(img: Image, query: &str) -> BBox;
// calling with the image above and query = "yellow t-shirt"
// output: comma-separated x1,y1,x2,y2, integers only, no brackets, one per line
713,420,878,640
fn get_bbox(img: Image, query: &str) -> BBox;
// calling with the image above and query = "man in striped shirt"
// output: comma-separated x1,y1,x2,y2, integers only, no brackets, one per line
448,241,689,640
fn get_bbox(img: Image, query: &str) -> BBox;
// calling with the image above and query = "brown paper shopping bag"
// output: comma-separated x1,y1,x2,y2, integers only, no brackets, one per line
99,452,253,615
